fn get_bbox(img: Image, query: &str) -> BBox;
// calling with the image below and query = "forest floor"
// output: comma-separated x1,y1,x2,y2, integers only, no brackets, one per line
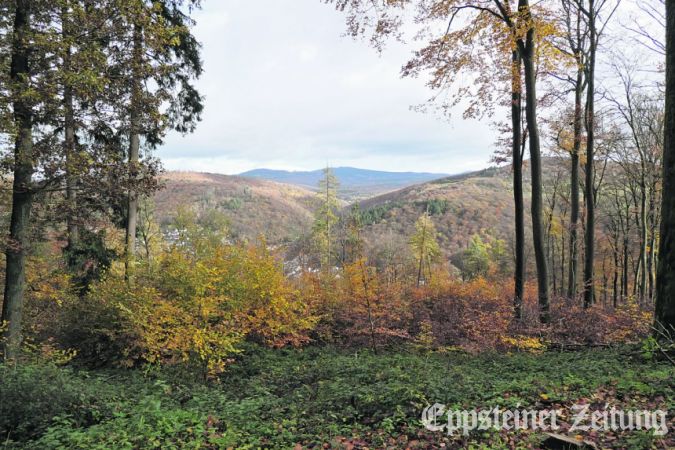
1,345,673,449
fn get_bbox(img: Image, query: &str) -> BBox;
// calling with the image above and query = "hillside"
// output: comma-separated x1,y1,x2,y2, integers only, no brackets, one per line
156,162,560,259
239,167,449,200
355,166,531,259
154,172,321,244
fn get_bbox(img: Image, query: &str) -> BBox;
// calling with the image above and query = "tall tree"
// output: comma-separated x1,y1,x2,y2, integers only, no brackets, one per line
110,0,204,280
1,0,34,360
655,0,675,332
582,0,598,307
61,1,78,249
313,167,341,270
328,0,558,322
125,19,142,279
556,0,590,300
511,49,526,319
409,212,440,287
512,0,551,322
580,0,621,307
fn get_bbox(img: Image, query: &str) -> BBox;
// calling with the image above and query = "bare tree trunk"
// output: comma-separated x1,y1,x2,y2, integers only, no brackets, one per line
612,236,619,308
416,221,426,287
602,254,608,306
622,236,629,301
583,0,597,308
512,50,525,320
568,67,583,299
648,187,657,302
561,228,566,296
546,177,560,297
655,0,675,332
518,1,550,322
638,176,648,303
2,0,33,361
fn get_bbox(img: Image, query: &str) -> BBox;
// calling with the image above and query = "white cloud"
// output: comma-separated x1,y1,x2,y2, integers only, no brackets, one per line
159,0,498,174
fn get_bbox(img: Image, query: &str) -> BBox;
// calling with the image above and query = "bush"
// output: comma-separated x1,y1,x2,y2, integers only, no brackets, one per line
56,239,316,378
0,363,110,442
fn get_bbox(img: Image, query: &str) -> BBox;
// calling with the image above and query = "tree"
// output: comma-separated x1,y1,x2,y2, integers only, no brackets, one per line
137,198,163,261
554,0,590,301
459,234,491,280
655,0,675,332
409,212,441,287
0,0,204,359
312,167,340,270
108,0,204,280
511,49,526,320
342,203,365,265
61,0,78,250
327,0,558,322
578,0,622,308
1,0,37,360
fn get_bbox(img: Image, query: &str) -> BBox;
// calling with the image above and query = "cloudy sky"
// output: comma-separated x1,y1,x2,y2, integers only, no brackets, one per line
158,0,498,175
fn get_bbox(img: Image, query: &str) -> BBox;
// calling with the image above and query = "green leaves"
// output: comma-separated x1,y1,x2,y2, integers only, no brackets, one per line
5,346,672,448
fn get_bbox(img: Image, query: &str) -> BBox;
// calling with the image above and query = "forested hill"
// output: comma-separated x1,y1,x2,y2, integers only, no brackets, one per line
154,172,323,244
156,162,566,257
355,166,524,258
156,165,529,256
239,167,449,200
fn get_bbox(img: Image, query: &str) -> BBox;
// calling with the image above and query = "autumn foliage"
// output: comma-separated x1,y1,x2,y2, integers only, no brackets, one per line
294,262,651,353
32,235,315,378
15,218,653,379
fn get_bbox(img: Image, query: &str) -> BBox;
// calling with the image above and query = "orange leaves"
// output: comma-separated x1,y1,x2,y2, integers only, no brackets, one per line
410,277,653,353
304,259,412,348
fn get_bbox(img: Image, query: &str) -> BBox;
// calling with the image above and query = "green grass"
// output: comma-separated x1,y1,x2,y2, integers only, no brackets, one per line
1,345,673,449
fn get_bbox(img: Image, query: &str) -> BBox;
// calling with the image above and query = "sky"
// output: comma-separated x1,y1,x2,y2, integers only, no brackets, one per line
158,0,498,175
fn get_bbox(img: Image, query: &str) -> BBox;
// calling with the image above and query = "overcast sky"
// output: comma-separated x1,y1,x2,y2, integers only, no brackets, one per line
158,0,498,175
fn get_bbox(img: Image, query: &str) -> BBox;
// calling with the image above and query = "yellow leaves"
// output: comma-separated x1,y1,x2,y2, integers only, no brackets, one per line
20,336,78,366
77,237,318,377
501,335,546,353
413,320,435,352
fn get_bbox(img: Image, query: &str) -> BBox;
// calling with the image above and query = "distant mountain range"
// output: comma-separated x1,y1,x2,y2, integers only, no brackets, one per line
238,167,450,200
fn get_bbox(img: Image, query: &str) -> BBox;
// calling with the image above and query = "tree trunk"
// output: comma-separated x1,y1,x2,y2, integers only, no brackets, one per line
2,0,33,361
519,13,550,323
417,220,426,287
125,23,142,280
655,0,675,332
583,0,597,308
647,186,657,302
512,50,525,320
622,236,629,301
568,66,583,300
638,176,648,304
612,237,619,308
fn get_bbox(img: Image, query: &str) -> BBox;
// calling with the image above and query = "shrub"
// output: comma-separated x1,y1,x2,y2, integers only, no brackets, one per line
0,364,110,442
57,240,317,378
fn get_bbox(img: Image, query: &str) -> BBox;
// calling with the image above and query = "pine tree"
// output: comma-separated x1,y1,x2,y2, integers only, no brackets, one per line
313,167,340,271
410,212,441,287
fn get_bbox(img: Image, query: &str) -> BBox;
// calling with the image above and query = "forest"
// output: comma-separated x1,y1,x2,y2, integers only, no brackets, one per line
0,0,674,449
